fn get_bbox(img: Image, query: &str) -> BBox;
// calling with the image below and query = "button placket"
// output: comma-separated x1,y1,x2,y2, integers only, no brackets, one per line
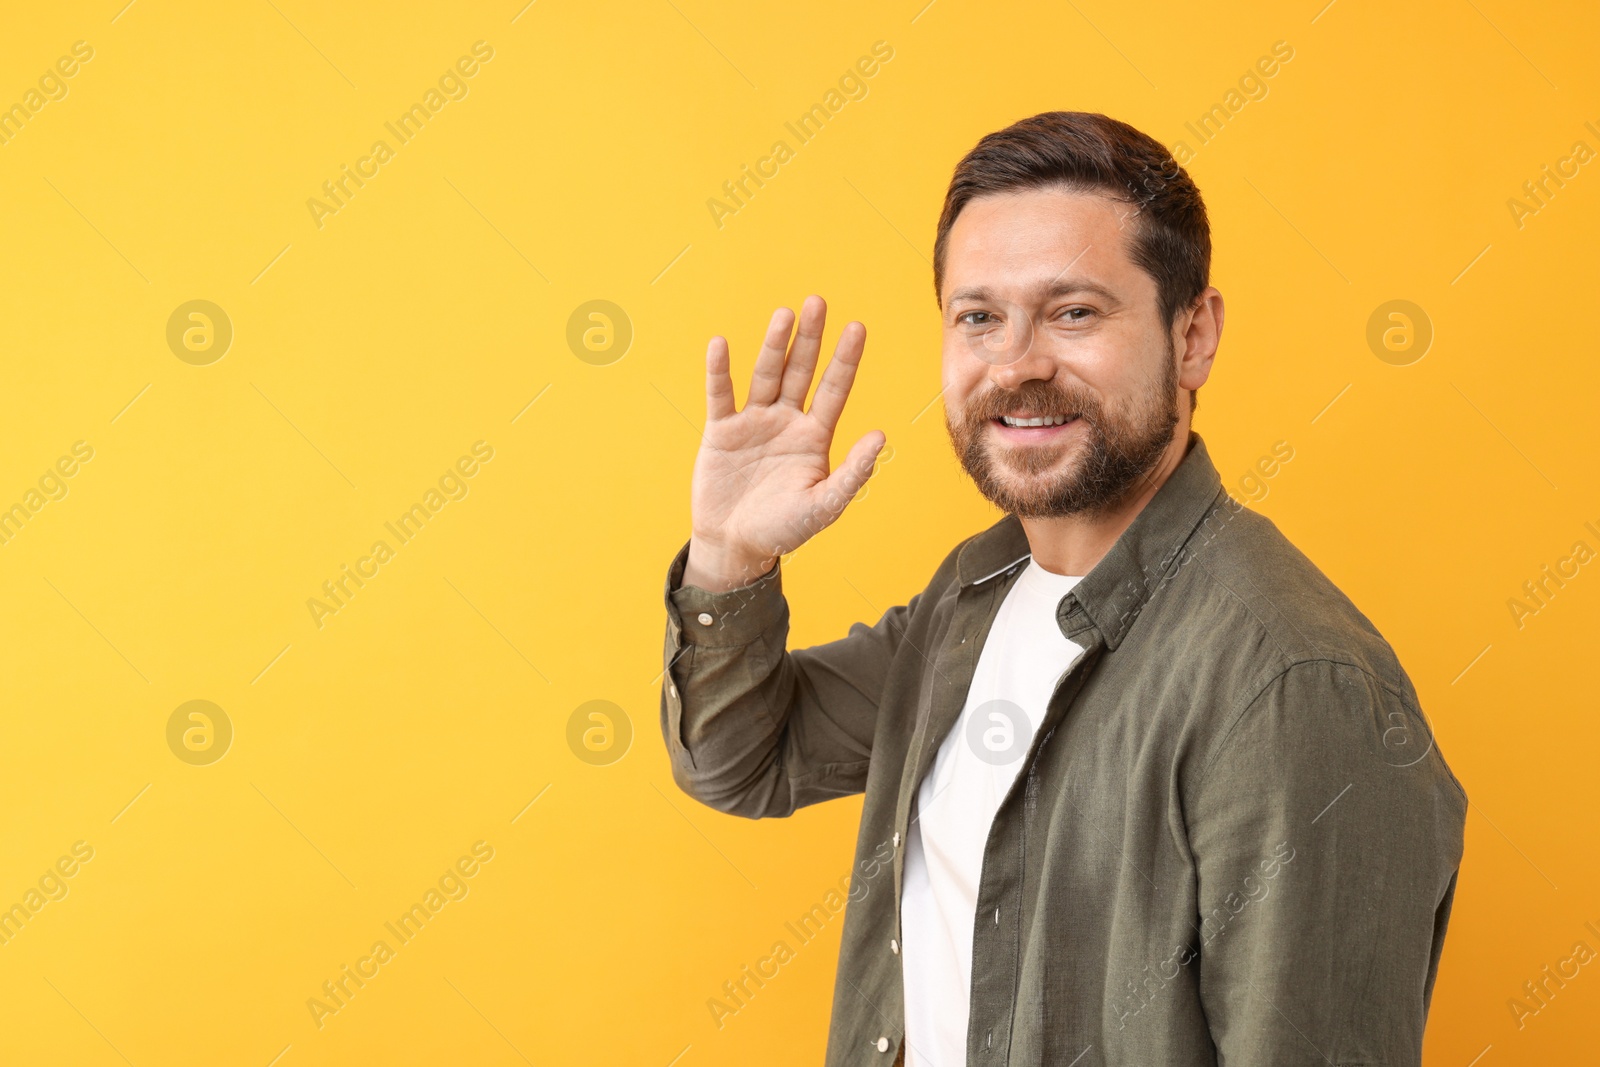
890,574,1011,980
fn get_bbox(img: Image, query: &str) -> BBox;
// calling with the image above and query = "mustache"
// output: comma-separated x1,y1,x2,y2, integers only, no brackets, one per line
963,381,1101,423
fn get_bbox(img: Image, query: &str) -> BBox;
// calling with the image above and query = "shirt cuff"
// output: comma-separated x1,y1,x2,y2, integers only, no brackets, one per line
663,537,786,649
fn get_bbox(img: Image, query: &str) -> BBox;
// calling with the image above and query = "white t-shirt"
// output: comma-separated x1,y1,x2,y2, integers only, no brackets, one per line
900,556,1087,1067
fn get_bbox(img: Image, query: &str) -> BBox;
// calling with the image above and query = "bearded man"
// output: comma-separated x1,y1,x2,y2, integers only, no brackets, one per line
658,110,1467,1067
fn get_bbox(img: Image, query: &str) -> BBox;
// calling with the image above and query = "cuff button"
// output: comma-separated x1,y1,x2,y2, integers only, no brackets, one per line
696,612,714,625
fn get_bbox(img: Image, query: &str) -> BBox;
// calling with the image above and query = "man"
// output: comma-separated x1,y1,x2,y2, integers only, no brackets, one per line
658,111,1467,1066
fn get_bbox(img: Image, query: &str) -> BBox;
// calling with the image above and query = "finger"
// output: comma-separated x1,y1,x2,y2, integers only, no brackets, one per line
746,306,795,407
813,430,886,524
777,294,827,407
807,320,866,432
705,335,736,421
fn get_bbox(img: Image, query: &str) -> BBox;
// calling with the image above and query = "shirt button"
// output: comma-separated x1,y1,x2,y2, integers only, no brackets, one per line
696,612,714,625
876,1037,889,1053
890,938,899,954
892,831,900,847
668,683,677,699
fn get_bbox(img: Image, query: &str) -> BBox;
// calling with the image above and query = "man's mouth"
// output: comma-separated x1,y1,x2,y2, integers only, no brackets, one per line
993,413,1078,428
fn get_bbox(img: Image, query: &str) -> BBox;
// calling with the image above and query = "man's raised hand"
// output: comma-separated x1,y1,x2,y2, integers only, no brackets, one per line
682,295,885,593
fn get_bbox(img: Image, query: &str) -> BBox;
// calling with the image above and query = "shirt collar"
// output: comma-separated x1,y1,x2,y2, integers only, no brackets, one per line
955,430,1228,651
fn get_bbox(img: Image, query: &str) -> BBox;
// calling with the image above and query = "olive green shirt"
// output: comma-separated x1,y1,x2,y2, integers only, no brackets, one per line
659,431,1467,1066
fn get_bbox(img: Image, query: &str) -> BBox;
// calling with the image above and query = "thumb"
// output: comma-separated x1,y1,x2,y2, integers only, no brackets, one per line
813,431,886,523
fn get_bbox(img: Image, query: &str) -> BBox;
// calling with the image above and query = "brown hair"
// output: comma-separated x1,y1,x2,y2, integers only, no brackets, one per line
933,111,1212,411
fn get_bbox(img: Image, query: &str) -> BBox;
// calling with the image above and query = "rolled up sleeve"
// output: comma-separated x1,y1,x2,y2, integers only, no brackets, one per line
659,537,924,820
1186,658,1468,1066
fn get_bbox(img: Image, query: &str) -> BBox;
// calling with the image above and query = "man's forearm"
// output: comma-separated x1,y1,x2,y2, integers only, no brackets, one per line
661,535,919,819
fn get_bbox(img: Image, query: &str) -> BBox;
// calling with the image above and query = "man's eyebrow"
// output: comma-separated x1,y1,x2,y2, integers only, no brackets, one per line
946,278,1121,305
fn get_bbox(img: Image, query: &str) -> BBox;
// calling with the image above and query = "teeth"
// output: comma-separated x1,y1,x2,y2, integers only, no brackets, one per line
999,413,1073,428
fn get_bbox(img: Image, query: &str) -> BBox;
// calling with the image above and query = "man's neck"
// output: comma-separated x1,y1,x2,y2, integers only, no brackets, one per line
1021,428,1195,577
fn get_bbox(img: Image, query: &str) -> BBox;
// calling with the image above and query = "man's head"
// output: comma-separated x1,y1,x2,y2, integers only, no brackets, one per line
935,111,1221,518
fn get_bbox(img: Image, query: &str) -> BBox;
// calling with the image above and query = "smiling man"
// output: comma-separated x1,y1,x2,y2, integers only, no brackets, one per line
659,111,1467,1066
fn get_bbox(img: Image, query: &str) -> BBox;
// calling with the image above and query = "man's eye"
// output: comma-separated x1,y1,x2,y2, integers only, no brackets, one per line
957,311,995,326
1062,307,1094,321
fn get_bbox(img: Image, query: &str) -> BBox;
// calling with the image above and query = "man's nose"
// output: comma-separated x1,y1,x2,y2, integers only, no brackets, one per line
986,323,1058,390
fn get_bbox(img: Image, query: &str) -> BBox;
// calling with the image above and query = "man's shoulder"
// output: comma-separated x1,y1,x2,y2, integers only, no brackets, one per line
1175,499,1414,698
1172,502,1468,808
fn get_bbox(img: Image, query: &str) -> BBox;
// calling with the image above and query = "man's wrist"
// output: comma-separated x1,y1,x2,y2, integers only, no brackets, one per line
682,536,779,593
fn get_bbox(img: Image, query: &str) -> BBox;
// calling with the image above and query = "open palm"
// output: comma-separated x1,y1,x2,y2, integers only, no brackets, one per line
685,295,885,592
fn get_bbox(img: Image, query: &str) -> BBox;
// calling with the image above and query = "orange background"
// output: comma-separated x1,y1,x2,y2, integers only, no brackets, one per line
0,0,1595,1063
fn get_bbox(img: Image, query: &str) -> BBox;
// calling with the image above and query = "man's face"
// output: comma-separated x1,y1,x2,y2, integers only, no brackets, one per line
940,186,1183,518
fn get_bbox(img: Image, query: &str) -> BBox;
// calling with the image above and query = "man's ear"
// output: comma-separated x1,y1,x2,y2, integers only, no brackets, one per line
1176,286,1223,394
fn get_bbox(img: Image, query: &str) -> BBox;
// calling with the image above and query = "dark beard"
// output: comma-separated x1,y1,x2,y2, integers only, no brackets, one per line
945,338,1180,518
